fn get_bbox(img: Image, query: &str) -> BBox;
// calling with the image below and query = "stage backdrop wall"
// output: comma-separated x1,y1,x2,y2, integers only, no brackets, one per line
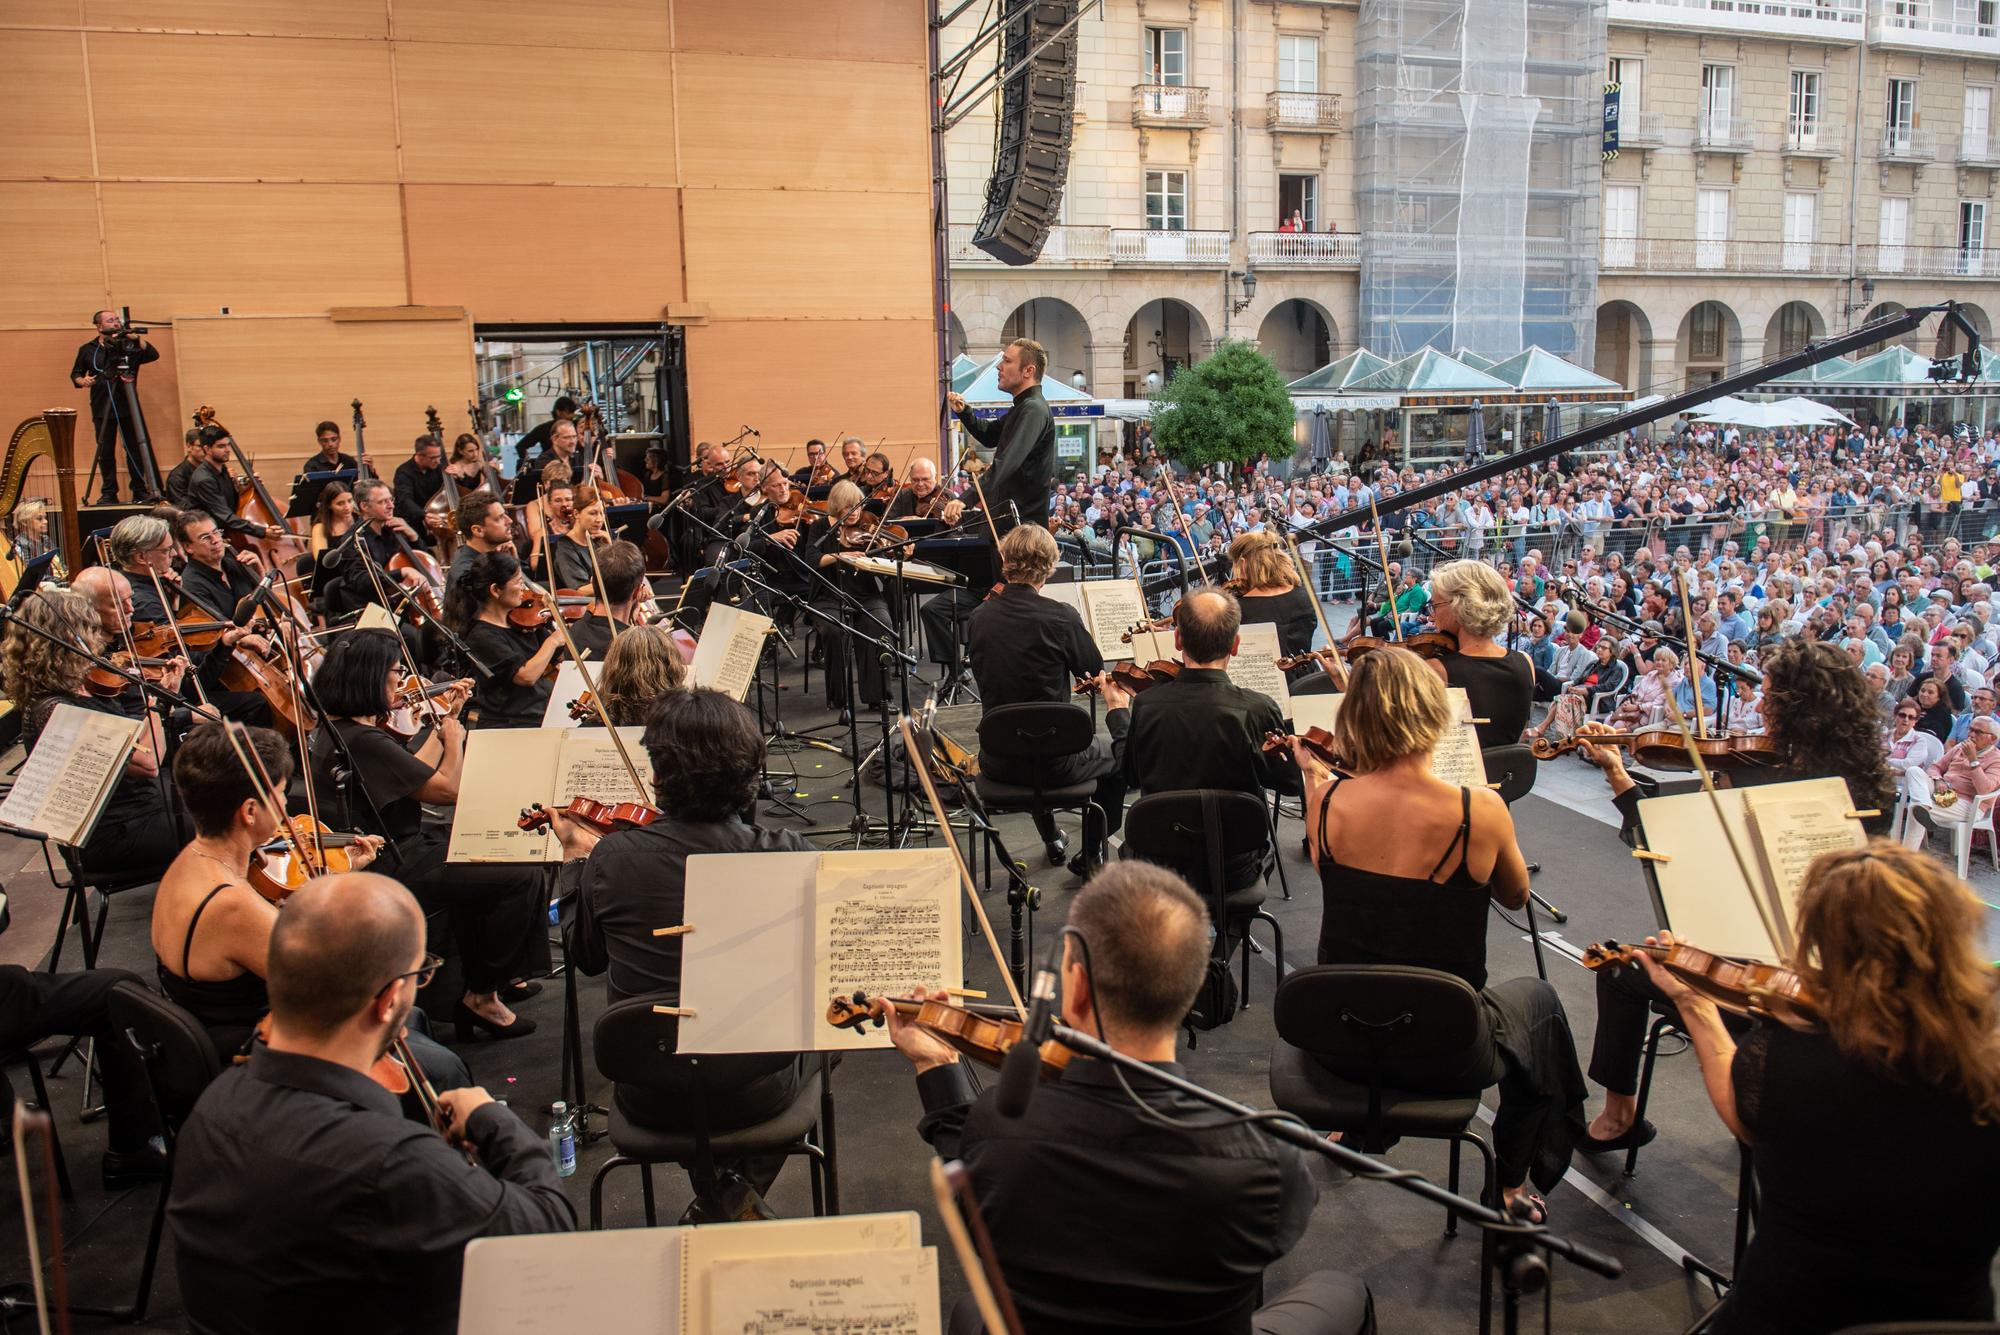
0,0,938,482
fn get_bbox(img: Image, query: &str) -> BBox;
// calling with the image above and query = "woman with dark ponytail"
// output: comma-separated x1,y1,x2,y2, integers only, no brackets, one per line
445,550,562,729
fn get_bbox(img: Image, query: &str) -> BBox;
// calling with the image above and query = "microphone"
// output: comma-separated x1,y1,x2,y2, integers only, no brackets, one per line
747,425,761,437
1008,500,1021,528
233,569,278,627
995,936,1063,1120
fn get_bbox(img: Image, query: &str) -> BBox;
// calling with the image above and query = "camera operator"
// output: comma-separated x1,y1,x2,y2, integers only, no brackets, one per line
69,309,161,505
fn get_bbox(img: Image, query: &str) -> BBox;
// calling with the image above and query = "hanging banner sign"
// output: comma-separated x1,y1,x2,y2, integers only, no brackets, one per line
1603,81,1621,162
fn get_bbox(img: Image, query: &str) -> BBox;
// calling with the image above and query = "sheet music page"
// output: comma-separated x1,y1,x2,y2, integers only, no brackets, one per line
1078,578,1150,661
0,703,142,846
1125,627,1171,663
1225,622,1292,716
357,603,396,633
457,1230,682,1334
704,1248,939,1335
539,661,592,728
679,852,823,1053
445,727,566,863
690,602,772,702
682,1214,924,1331
1741,790,1865,960
1429,688,1488,787
812,852,962,1053
1039,581,1084,615
553,727,652,806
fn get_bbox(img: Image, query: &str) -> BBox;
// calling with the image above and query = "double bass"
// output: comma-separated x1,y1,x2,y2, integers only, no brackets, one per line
191,406,307,569
422,406,463,563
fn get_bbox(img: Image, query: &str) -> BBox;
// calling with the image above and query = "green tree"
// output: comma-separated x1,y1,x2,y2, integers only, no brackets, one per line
1147,338,1297,470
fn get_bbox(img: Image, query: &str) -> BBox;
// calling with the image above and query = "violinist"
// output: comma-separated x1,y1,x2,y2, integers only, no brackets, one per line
1569,638,1894,1158
590,623,687,727
392,433,447,538
73,565,270,728
855,451,895,500
107,512,181,625
696,457,768,568
814,480,890,713
307,630,548,1040
1226,530,1316,659
307,480,357,607
1623,846,2000,1333
1426,560,1535,750
174,510,267,624
447,431,498,498
549,482,609,590
509,415,586,505
832,434,867,485
790,437,832,488
2,588,184,879
185,425,288,542
322,478,429,625
442,551,561,730
875,862,1375,1335
519,462,575,576
967,524,1124,871
565,539,648,662
549,688,812,1220
168,873,575,1335
895,456,983,674
743,464,817,615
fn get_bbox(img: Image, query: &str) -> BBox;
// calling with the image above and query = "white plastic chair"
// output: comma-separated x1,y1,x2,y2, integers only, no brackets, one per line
1951,793,2000,881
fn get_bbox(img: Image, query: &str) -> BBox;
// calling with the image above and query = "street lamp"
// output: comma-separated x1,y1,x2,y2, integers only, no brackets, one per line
1071,370,1088,391
1230,269,1259,315
1144,369,1162,393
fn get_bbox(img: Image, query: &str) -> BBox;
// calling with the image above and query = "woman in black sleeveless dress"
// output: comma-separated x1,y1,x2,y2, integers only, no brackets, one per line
1426,559,1535,750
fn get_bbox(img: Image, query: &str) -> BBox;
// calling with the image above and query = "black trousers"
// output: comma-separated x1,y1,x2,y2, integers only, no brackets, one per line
1587,960,1747,1096
948,1270,1373,1335
980,741,1126,856
398,829,549,994
90,391,157,501
821,596,891,710
917,588,979,667
0,965,159,1152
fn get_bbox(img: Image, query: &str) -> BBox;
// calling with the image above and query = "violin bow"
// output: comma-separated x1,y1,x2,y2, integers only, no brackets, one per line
1657,687,1792,960
355,542,447,740
896,713,1028,1015
578,494,622,652
138,562,218,712
280,618,327,868
1675,570,1708,739
1284,532,1347,691
859,480,908,559
1366,492,1403,643
217,719,325,879
537,492,651,801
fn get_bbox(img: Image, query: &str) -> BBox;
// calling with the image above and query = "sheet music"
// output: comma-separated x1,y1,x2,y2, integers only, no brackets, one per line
445,728,566,863
1125,627,1171,663
1077,578,1150,661
357,603,396,633
704,1248,939,1335
0,703,142,847
1224,622,1291,716
1287,689,1484,786
553,728,652,805
812,852,961,1053
691,603,773,702
458,1230,681,1333
1742,791,1866,959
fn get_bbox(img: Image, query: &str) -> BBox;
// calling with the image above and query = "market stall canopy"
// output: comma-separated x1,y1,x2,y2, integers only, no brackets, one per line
1348,348,1514,395
1484,345,1624,394
958,354,1103,420
1287,349,1394,394
1688,395,1856,429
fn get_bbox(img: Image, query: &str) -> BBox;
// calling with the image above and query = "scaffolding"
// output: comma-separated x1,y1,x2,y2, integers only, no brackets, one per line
1354,0,1605,362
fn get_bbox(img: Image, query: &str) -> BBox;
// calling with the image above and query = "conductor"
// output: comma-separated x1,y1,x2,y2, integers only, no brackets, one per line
947,336,1057,531
69,309,162,505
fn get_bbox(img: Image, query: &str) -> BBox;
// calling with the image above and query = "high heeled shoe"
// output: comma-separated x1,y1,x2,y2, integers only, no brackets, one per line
452,1000,537,1043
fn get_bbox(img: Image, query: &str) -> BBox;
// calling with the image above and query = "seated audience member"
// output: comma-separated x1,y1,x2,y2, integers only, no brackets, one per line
168,873,574,1333
877,861,1376,1335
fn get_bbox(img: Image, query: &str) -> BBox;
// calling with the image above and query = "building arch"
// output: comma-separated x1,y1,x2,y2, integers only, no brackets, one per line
1675,299,1743,388
1593,299,1653,393
1122,298,1214,397
1254,298,1338,382
1761,300,1827,360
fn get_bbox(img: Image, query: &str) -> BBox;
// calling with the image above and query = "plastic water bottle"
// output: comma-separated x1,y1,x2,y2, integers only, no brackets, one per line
549,1101,577,1178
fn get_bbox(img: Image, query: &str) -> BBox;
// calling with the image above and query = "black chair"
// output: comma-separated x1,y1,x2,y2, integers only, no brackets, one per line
47,842,160,972
974,702,1107,865
107,980,224,1323
1122,790,1286,1014
2,1047,71,1199
588,996,836,1229
1268,964,1497,1332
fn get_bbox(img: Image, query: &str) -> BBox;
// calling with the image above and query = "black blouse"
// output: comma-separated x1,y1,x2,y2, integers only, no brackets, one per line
1237,586,1318,659
460,620,552,728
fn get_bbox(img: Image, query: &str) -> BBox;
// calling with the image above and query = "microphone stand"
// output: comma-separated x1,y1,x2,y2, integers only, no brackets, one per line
1046,1021,1622,1331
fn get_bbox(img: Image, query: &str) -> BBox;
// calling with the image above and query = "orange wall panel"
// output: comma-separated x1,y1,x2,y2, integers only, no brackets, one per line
0,185,107,328
394,42,676,187
390,0,670,50
0,327,183,493
0,32,93,179
81,0,389,38
100,183,408,315
87,34,399,181
680,188,930,321
674,53,929,193
672,0,924,64
404,184,686,322
684,318,938,457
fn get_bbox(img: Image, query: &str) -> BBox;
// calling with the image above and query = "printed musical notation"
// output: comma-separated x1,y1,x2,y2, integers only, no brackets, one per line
815,855,958,1016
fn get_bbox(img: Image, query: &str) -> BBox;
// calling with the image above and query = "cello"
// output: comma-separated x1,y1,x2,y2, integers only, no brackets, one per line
191,406,307,569
422,406,462,563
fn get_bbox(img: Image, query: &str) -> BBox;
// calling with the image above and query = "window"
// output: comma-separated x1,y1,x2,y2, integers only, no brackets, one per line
1789,71,1821,148
1277,36,1318,93
1602,184,1639,268
1690,303,1725,362
1966,86,1992,160
1145,170,1188,231
1145,27,1186,84
1696,187,1730,268
1277,174,1318,230
1607,56,1642,113
1701,65,1734,142
1783,192,1817,271
1886,78,1916,153
1960,200,1987,275
1776,304,1815,356
1879,196,1909,272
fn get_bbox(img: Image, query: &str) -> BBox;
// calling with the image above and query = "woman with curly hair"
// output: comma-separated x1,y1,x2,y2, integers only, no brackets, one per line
1567,638,1894,1156
2,588,185,876
589,623,686,728
1646,843,2000,1332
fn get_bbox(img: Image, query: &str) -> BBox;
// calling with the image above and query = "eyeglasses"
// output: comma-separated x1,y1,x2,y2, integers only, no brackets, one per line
377,953,443,994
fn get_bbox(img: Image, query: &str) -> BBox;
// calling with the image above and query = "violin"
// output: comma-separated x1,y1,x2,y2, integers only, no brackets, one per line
567,691,601,725
838,511,908,549
1342,630,1459,663
384,673,462,743
517,796,660,835
507,586,593,629
86,652,177,695
1537,727,1783,771
246,818,374,903
869,477,899,503
253,1011,413,1095
806,460,835,488
1073,660,1181,697
385,530,446,625
131,609,231,653
1119,615,1174,644
1581,938,1817,1029
1273,647,1350,690
826,992,1072,1081
1263,727,1343,769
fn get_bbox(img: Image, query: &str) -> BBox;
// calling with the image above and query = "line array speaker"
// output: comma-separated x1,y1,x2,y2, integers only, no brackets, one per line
969,0,1079,266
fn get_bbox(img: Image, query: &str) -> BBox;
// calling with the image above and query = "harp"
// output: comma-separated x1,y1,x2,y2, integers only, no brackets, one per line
0,409,83,600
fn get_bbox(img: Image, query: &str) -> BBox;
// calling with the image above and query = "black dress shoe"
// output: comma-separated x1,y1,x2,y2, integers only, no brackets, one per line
101,1140,166,1191
452,1000,538,1042
1044,835,1068,866
1576,1119,1657,1154
1067,850,1103,880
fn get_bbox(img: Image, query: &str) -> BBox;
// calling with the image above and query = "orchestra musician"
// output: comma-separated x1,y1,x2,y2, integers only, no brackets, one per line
1427,560,1536,750
1227,530,1317,659
163,427,204,507
967,523,1125,873
299,419,361,477
308,481,357,608
107,513,181,626
1296,647,1583,1223
510,415,592,506
947,337,1057,531
550,483,610,591
591,623,687,727
519,462,576,575
446,431,497,497
513,394,579,475
442,551,562,730
743,462,817,614
73,564,270,728
185,425,287,542
446,489,515,592
2,588,186,879
875,862,1376,1335
832,435,867,485
855,451,895,498
322,477,429,625
565,540,649,662
791,437,832,487
1571,638,1895,1156
167,873,575,1335
548,687,813,1221
392,433,447,537
173,511,266,625
814,480,891,714
306,630,547,1040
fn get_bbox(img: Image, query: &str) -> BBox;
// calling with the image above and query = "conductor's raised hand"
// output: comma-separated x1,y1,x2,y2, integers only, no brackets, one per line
946,392,967,415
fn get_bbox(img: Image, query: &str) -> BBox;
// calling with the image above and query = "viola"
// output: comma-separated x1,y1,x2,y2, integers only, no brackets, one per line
1119,615,1174,644
518,796,660,835
253,1012,411,1094
1536,727,1783,771
385,529,446,625
131,610,231,653
1073,660,1180,697
567,691,601,725
247,819,374,903
1263,727,1343,769
507,586,593,629
826,992,1071,1081
1581,938,1816,1029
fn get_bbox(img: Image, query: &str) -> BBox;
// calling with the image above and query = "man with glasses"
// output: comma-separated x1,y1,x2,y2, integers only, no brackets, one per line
173,510,267,626
169,873,573,1332
1904,712,2000,851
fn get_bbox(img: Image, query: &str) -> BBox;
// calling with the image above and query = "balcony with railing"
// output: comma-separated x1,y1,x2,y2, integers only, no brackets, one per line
1605,0,1864,40
1694,113,1757,153
1857,243,2000,278
947,223,1111,266
1600,236,1851,275
1247,231,1361,267
1780,117,1844,157
1130,83,1210,129
1872,5,2000,56
1616,110,1669,148
1876,124,1942,162
1108,229,1231,265
1961,131,2000,168
1265,90,1343,133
